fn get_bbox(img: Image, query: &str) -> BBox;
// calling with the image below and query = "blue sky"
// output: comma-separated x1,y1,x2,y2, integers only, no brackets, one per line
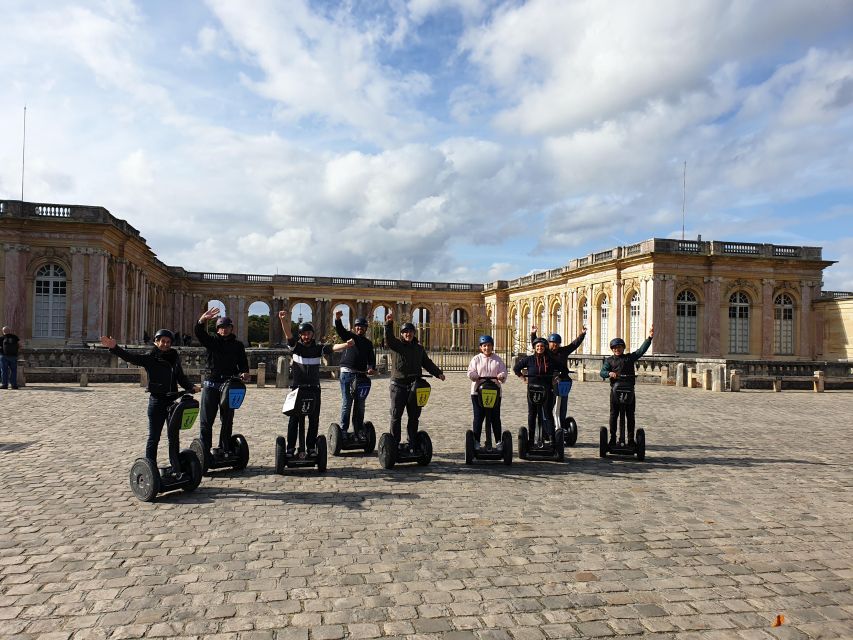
1,0,852,291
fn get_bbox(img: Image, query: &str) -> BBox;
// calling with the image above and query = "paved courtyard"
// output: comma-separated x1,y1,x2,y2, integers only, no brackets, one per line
1,374,852,640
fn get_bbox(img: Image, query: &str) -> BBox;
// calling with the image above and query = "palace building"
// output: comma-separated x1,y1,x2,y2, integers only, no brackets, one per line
1,199,851,362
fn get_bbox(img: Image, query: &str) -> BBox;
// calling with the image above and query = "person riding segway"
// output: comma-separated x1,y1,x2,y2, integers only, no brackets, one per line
193,308,250,474
599,325,654,461
329,310,377,455
378,312,445,469
275,312,353,474
530,325,586,446
513,338,566,462
100,331,203,501
465,335,512,465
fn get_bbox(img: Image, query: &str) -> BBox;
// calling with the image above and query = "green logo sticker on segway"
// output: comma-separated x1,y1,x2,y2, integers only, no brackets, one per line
180,407,199,430
479,387,498,409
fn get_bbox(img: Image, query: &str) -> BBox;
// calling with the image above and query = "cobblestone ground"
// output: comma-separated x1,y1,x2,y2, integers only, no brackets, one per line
1,374,852,640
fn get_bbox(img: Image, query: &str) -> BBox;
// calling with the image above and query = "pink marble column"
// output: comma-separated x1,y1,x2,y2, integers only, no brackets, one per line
86,250,108,342
69,249,86,343
761,279,774,357
113,259,128,343
2,244,30,335
799,281,814,358
703,277,722,357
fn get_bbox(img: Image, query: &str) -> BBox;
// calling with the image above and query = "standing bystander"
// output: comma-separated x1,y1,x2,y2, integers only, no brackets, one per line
1,326,21,390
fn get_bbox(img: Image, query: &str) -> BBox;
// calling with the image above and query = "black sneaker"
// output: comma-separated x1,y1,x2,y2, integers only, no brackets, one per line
608,438,616,448
286,447,296,457
0,386,7,390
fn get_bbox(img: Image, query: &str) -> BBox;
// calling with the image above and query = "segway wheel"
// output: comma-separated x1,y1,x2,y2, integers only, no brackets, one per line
377,433,396,469
518,427,529,460
275,436,287,474
190,438,209,474
636,428,646,461
599,426,609,458
501,431,513,466
566,417,579,447
328,423,343,457
465,430,475,465
416,431,432,466
554,429,565,462
179,449,203,492
129,458,159,502
231,434,250,470
363,421,376,455
316,435,328,473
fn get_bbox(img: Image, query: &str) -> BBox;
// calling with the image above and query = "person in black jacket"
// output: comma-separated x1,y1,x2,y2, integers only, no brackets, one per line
195,308,250,458
600,325,654,447
278,310,354,455
530,325,587,426
384,311,445,448
100,330,199,475
1,326,21,389
334,310,377,435
513,337,567,441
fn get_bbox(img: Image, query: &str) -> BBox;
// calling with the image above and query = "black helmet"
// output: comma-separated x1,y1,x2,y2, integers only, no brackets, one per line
547,333,562,344
400,322,416,334
298,322,315,335
353,317,369,328
479,335,494,345
154,329,174,342
609,338,626,349
532,337,548,348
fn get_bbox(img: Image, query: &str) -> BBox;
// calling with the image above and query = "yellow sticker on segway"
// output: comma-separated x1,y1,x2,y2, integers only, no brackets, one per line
479,388,498,409
415,386,431,407
180,408,199,430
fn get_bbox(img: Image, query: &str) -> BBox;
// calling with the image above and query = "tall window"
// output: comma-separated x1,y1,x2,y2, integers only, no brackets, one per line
599,295,609,354
728,292,750,354
578,298,589,354
676,290,698,352
34,264,67,338
553,303,562,337
629,292,641,349
774,294,794,355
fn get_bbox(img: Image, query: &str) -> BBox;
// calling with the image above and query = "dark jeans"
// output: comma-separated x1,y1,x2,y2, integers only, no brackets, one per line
287,387,320,451
0,355,17,388
471,395,502,444
147,395,181,471
339,371,365,431
200,383,236,452
609,387,636,441
527,392,555,442
390,381,421,444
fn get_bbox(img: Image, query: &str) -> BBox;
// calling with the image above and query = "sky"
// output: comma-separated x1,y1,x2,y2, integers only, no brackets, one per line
1,0,852,292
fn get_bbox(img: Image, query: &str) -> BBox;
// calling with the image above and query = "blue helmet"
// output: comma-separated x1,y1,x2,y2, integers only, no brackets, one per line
547,333,562,344
609,337,626,349
478,335,494,345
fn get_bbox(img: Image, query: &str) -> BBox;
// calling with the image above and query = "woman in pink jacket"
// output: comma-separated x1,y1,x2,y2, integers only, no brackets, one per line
467,335,508,449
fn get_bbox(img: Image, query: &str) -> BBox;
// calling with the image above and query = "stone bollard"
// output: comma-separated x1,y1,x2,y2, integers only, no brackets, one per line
813,370,825,393
660,366,669,385
79,371,89,387
276,356,289,388
712,365,724,392
702,368,712,390
17,360,26,388
676,363,687,387
139,368,148,388
773,377,783,392
729,369,741,392
256,362,266,388
577,363,585,382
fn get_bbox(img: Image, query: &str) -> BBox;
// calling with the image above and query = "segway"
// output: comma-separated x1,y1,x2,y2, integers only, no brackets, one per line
190,376,250,473
599,373,646,461
518,375,565,462
329,371,377,455
276,384,328,473
378,376,433,469
465,377,512,465
129,393,203,502
555,373,579,447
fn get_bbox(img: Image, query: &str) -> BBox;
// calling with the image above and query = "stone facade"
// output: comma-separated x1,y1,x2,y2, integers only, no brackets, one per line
2,199,851,360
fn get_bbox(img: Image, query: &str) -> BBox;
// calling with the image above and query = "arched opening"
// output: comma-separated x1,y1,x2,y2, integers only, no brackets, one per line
774,293,795,355
372,304,392,347
551,301,562,339
451,308,468,350
628,291,641,350
33,264,67,339
676,290,698,353
290,302,314,337
728,291,750,354
248,301,270,347
412,306,431,348
598,295,609,354
333,303,352,328
205,299,226,333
